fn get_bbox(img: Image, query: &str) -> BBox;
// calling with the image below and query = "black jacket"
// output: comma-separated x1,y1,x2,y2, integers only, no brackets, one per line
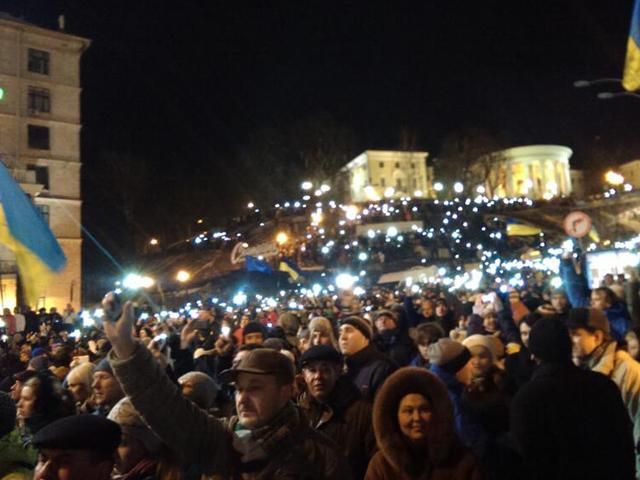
298,377,375,480
344,344,396,400
511,362,636,480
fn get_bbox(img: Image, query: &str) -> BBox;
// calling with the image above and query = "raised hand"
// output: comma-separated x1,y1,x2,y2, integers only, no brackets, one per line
102,293,136,359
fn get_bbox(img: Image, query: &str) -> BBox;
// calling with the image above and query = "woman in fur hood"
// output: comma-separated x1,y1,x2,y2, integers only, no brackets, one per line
365,367,482,480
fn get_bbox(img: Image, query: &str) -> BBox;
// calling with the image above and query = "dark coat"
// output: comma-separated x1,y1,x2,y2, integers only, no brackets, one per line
510,362,636,480
503,347,535,396
365,367,482,480
298,376,375,480
373,329,415,367
344,344,397,401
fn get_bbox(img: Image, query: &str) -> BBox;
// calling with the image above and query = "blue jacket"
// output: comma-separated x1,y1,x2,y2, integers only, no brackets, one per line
429,364,483,448
605,302,631,344
559,257,589,308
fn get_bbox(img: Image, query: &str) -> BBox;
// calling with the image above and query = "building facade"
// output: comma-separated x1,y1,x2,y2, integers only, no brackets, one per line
0,14,89,310
619,159,640,190
339,150,433,203
471,145,573,200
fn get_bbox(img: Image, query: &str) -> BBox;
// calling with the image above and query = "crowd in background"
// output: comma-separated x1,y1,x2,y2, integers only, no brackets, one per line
0,252,639,479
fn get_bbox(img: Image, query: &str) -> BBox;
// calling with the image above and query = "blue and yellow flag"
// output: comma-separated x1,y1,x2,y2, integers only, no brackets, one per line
0,161,66,305
278,258,302,281
623,0,640,91
505,219,542,237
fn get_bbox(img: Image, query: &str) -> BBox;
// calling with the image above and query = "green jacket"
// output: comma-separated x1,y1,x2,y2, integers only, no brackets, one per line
0,429,35,480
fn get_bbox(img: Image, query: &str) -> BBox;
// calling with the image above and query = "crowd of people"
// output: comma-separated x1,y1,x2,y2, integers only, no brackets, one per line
0,253,639,479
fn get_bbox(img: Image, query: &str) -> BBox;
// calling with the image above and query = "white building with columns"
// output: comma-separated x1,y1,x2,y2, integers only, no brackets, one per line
472,145,573,200
0,14,90,310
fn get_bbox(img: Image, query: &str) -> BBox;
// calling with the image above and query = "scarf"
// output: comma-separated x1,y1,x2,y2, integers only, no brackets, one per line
232,403,303,474
112,457,157,480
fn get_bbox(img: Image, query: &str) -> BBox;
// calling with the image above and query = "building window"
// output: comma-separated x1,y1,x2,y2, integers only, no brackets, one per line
396,179,403,189
412,178,417,189
380,177,386,187
27,165,49,189
379,162,384,168
411,162,416,169
35,204,50,224
28,49,50,75
27,125,50,150
395,162,400,168
28,87,50,114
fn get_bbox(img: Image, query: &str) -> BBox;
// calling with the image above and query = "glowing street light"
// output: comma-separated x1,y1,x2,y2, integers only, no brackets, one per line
604,170,624,186
320,184,331,193
384,187,395,198
176,270,191,283
276,231,289,245
433,182,444,192
149,238,159,246
301,181,313,190
453,182,464,193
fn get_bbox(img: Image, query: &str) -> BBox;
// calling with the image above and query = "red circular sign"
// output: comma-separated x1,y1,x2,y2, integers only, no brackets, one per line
563,211,592,238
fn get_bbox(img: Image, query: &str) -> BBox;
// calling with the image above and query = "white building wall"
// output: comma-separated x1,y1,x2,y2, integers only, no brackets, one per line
0,16,89,310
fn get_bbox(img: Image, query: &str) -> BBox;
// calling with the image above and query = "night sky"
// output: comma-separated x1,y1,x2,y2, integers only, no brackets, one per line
1,0,639,290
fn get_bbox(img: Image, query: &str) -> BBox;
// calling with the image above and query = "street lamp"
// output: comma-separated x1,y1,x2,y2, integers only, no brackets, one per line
301,181,313,190
149,238,159,246
433,182,444,192
604,170,625,186
276,231,288,245
176,270,191,283
453,182,464,194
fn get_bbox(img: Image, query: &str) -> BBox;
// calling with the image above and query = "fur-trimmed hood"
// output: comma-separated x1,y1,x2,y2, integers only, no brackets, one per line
373,367,458,475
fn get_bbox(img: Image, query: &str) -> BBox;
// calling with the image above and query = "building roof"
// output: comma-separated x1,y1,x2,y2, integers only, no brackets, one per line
0,11,90,47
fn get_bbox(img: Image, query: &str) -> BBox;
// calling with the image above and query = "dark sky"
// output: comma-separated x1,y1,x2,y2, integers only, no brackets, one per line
1,0,639,285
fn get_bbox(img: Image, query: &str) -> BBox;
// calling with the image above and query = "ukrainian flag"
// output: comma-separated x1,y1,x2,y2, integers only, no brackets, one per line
278,258,302,281
505,219,542,237
623,0,640,91
0,161,66,305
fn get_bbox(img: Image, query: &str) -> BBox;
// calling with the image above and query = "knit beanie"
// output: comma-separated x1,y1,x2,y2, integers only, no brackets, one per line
528,317,572,363
463,334,504,363
0,392,16,438
28,355,50,372
107,397,163,454
427,339,471,373
94,357,113,376
178,372,219,410
308,317,338,348
339,316,373,341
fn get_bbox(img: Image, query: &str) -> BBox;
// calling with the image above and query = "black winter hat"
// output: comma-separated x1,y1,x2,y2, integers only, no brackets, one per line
243,322,266,337
300,345,342,367
528,317,572,363
32,415,121,453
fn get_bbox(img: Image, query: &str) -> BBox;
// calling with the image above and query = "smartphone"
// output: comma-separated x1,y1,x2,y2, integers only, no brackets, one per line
221,325,231,337
102,291,122,322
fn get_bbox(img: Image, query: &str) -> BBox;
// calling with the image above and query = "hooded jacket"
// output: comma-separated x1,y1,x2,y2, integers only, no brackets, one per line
511,362,635,480
365,368,481,480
